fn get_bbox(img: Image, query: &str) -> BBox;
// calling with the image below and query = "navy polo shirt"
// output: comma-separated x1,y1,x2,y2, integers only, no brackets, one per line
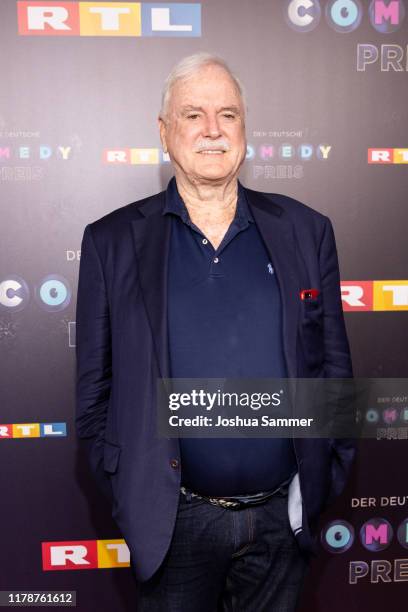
164,177,297,496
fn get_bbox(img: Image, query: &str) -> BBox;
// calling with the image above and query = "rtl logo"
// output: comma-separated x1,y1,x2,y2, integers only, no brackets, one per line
341,281,408,311
368,149,408,164
42,539,130,570
17,2,201,37
0,423,67,439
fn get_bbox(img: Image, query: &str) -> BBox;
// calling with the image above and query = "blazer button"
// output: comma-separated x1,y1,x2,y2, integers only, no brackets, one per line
170,458,179,469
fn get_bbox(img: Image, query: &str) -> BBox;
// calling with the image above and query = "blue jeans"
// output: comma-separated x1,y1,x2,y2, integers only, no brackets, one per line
136,485,309,611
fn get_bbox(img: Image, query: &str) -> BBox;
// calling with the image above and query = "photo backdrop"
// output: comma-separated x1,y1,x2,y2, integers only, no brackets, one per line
1,1,408,610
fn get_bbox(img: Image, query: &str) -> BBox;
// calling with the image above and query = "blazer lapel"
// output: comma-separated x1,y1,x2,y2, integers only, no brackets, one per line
245,188,300,378
131,193,171,380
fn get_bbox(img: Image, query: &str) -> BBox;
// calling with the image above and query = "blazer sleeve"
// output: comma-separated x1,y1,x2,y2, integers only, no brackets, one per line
319,216,356,505
75,223,113,503
319,216,352,379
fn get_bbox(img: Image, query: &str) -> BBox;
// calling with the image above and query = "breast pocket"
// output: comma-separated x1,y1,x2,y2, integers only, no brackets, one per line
300,297,324,368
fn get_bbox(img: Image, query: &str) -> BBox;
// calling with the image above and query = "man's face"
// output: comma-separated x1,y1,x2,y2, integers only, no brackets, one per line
159,64,247,186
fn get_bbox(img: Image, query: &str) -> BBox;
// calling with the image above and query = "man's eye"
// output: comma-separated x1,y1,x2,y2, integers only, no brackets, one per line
187,114,199,120
223,113,236,119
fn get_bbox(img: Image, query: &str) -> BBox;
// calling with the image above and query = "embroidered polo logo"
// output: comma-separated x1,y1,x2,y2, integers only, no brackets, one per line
267,263,274,275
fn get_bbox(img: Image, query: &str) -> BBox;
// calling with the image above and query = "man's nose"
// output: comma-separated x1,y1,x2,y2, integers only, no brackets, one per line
203,114,221,138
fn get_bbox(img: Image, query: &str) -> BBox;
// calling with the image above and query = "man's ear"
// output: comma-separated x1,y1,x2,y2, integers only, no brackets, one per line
158,117,168,154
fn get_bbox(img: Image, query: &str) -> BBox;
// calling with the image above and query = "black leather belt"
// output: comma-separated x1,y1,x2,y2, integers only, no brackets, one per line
180,477,291,510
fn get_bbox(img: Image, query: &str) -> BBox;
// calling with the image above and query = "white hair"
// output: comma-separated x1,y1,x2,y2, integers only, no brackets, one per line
159,52,247,120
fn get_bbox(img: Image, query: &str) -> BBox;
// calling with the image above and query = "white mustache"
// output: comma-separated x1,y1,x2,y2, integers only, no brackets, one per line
194,139,230,152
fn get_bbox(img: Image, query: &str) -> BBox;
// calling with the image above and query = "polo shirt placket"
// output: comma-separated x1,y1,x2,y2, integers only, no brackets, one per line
163,177,297,497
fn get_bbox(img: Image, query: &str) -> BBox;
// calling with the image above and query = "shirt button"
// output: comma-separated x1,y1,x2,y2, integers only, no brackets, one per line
213,257,219,263
170,459,179,469
202,238,208,245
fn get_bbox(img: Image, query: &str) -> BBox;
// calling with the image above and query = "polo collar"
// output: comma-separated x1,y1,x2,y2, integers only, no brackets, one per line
162,177,254,228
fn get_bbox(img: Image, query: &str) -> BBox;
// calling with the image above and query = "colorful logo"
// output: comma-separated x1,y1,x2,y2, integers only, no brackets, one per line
103,148,167,165
17,2,201,37
285,0,322,32
382,408,398,425
400,408,408,423
0,276,30,312
285,0,405,32
0,423,67,438
368,149,408,164
360,518,393,552
365,409,379,424
258,143,331,160
0,145,72,161
322,517,403,553
368,0,406,33
321,520,354,553
397,519,408,549
42,539,130,570
0,275,71,312
341,281,408,311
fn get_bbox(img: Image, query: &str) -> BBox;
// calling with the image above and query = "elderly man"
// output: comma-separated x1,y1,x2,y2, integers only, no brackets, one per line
76,52,354,611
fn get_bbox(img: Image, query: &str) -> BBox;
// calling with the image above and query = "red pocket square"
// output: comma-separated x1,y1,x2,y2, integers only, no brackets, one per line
300,289,320,300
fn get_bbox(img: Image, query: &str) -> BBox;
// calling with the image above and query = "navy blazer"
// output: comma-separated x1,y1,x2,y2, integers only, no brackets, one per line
75,185,355,582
